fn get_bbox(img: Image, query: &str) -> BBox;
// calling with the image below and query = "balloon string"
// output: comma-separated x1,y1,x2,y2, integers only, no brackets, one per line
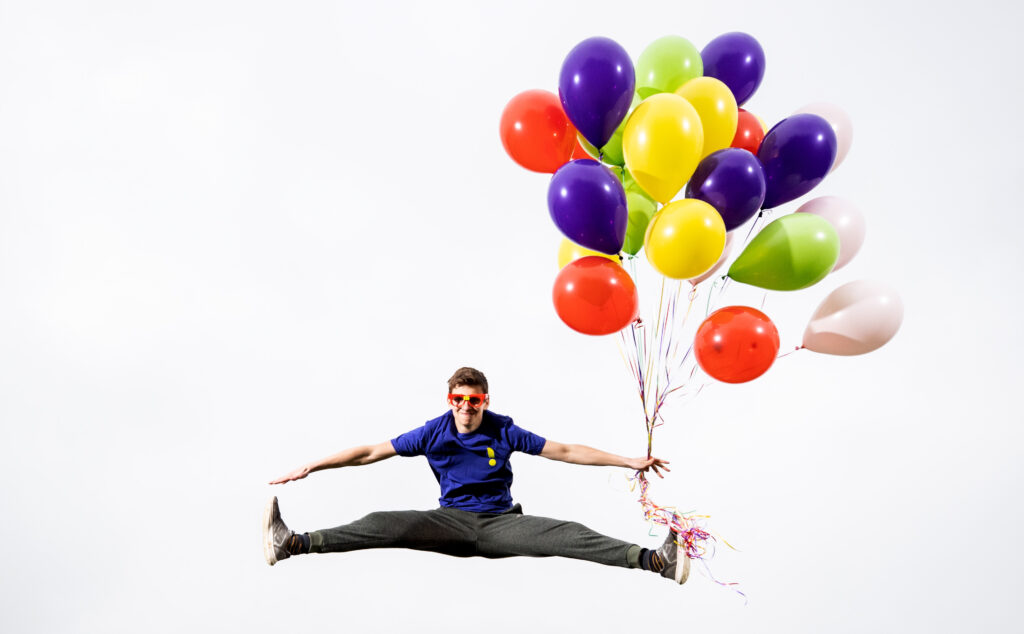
705,276,725,317
646,277,666,407
665,282,685,382
615,251,742,597
703,209,766,316
621,282,724,579
743,210,765,246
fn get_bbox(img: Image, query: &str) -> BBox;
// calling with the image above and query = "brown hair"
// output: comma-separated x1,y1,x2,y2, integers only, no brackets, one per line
447,367,488,393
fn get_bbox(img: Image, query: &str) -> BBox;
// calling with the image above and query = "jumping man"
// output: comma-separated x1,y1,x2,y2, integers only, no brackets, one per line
263,367,690,584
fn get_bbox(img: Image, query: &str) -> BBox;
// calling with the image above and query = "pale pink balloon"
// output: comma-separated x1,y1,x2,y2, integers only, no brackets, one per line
802,280,903,356
793,102,852,172
688,231,736,286
795,196,866,271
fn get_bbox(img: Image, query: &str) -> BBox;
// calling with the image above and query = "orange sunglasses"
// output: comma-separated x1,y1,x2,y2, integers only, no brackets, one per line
448,393,488,408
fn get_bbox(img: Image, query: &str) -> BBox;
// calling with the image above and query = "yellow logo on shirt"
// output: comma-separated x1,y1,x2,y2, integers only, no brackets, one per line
487,447,496,466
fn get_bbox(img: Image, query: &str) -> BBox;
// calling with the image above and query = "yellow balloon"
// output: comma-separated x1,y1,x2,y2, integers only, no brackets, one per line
644,199,726,279
675,77,738,159
557,238,617,269
622,93,703,204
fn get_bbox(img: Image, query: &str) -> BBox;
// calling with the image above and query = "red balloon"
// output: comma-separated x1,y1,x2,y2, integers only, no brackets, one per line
552,256,637,335
694,306,780,383
731,108,766,155
500,89,577,173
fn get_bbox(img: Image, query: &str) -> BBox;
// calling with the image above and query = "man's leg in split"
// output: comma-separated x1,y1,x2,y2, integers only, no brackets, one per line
474,504,642,569
265,499,688,582
309,508,478,558
474,505,688,583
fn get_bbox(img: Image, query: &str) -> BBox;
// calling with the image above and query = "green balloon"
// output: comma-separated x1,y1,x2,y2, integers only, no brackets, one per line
609,165,645,195
608,166,657,255
623,192,657,255
635,36,703,99
728,214,840,291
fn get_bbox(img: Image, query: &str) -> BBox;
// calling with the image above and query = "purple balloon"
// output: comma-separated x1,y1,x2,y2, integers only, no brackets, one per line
558,37,635,149
685,149,766,231
701,32,766,107
758,114,838,209
548,159,626,255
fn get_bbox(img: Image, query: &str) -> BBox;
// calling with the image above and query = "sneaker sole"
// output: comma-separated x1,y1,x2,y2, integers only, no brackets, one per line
262,496,277,566
676,548,690,585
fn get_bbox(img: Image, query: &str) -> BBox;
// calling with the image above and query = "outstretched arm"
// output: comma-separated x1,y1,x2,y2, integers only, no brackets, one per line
539,440,670,478
269,441,398,485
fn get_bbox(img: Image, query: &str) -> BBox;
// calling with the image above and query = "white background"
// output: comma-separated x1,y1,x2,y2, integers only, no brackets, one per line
1,1,1020,631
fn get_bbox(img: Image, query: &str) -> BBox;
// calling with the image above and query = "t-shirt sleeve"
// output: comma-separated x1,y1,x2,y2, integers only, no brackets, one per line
391,424,431,457
504,421,547,455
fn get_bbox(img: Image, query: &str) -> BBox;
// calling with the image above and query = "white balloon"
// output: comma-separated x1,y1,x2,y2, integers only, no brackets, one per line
802,280,903,356
795,196,866,271
794,102,853,172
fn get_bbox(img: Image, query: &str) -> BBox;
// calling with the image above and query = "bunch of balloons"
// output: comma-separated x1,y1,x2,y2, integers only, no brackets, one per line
500,32,903,385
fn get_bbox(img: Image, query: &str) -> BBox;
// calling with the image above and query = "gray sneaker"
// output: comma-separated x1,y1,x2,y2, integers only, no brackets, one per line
262,496,295,566
655,530,691,584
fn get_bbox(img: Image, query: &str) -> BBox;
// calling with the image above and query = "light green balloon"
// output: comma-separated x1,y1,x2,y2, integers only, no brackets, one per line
609,165,651,198
728,214,840,291
635,36,703,99
623,192,657,255
608,166,657,255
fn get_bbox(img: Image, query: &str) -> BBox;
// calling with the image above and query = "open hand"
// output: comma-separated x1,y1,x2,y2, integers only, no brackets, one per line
626,456,671,479
268,466,311,485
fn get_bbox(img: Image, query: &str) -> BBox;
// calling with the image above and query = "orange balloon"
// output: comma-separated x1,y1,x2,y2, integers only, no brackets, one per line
731,108,766,155
695,306,780,383
552,257,638,336
500,90,577,173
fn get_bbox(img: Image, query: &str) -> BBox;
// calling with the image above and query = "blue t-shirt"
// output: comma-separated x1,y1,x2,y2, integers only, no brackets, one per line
390,410,547,513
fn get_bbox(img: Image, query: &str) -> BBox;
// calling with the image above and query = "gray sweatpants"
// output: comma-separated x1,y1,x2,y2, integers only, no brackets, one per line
309,503,642,569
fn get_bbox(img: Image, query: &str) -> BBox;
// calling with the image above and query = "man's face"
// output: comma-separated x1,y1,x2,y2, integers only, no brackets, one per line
449,383,489,431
